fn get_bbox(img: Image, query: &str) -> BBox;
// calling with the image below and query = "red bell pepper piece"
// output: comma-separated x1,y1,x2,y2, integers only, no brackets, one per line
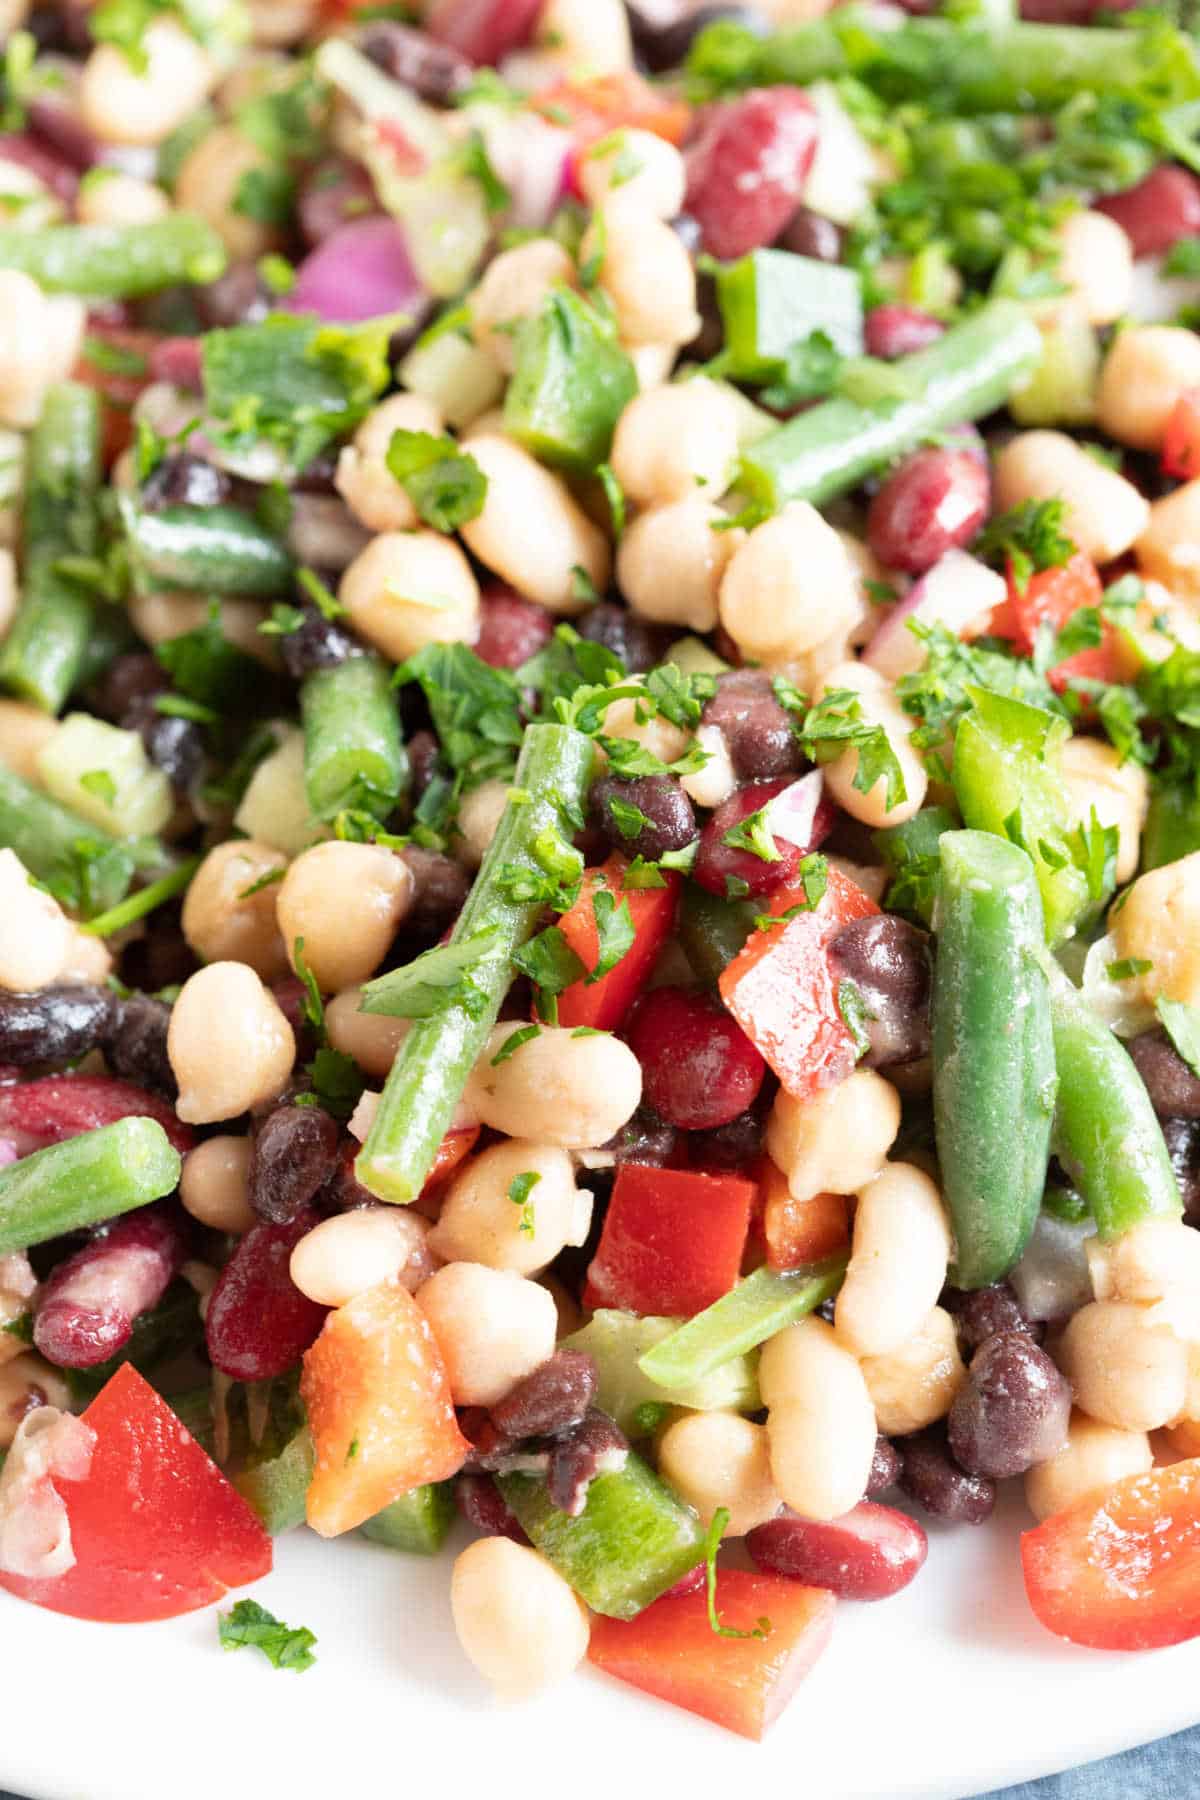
535,71,691,195
1021,1458,1200,1651
989,550,1103,655
584,1163,755,1317
1163,389,1200,481
718,866,879,1101
73,324,158,466
0,1365,272,1622
589,1568,836,1740
556,856,679,1032
0,1073,194,1156
761,1158,850,1270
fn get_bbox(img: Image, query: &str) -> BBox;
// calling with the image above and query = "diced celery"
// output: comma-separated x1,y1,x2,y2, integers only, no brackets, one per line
399,329,505,432
717,247,863,383
236,1425,315,1536
563,1309,760,1434
638,1259,846,1390
234,726,327,856
36,712,173,837
663,635,731,678
500,1452,704,1619
1009,307,1100,427
361,1481,455,1554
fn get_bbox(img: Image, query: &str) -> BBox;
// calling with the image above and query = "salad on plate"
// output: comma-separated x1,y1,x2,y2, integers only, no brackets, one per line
4,0,1200,1745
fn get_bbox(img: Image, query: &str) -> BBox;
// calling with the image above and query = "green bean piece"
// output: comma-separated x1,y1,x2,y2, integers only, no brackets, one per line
122,500,294,597
356,723,594,1203
0,760,136,917
0,214,226,298
931,830,1056,1289
0,1119,182,1258
1045,962,1181,1241
0,383,101,713
637,1258,847,1390
301,654,408,823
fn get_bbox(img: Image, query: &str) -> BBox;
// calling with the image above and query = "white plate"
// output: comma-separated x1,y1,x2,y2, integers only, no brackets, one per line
3,1483,1200,1800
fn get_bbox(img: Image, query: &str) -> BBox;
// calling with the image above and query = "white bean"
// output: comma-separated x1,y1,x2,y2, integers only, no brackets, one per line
466,1023,642,1148
760,1317,877,1520
993,430,1149,565
0,849,73,993
1024,1409,1153,1523
454,779,511,870
765,1069,901,1204
277,841,413,992
451,1536,589,1699
657,1411,781,1536
428,1139,585,1275
0,701,58,784
859,1306,966,1437
417,1262,557,1406
719,502,863,662
835,1163,951,1359
1137,479,1200,601
181,840,289,981
538,0,633,74
291,1207,437,1307
1057,1299,1188,1432
460,434,610,612
79,19,215,147
168,962,295,1124
180,1136,256,1235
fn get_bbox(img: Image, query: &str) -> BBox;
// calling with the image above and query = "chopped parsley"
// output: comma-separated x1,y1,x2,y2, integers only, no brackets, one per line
1107,957,1153,981
397,644,523,796
837,978,874,1060
360,929,504,1022
801,688,907,813
384,429,488,533
703,1508,770,1642
491,1024,541,1064
975,498,1075,596
511,926,587,1023
722,805,782,864
507,1169,540,1236
218,1600,317,1674
588,890,635,984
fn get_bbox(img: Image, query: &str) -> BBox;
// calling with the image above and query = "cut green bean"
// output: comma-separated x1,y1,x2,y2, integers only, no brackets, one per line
301,653,408,822
0,1119,182,1258
356,722,594,1204
739,301,1041,512
0,383,101,713
0,760,136,917
0,214,226,298
637,1258,847,1390
564,1309,760,1433
122,500,294,597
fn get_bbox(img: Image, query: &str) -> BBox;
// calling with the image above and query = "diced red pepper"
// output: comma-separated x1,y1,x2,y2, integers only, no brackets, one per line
583,1163,755,1317
535,71,691,195
989,551,1104,656
556,857,679,1033
0,1365,272,1622
422,1123,480,1192
1021,1458,1200,1651
73,324,158,466
1163,390,1200,481
761,1158,850,1270
718,867,879,1101
0,1074,194,1156
589,1569,836,1740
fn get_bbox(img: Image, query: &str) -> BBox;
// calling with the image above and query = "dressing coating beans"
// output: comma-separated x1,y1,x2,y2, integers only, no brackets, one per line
428,1139,587,1276
609,380,740,509
718,502,863,664
835,1163,952,1360
181,840,290,982
765,1069,901,1205
451,1537,590,1700
290,1207,437,1308
814,662,928,830
760,1316,878,1521
859,1307,966,1438
1024,1409,1154,1523
657,1412,781,1537
338,530,480,662
180,1136,256,1235
465,1023,643,1149
416,1262,558,1407
459,435,611,613
168,962,295,1124
335,393,445,534
277,841,414,992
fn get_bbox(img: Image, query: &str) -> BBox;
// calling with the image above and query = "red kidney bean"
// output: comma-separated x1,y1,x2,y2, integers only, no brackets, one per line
829,914,931,1068
0,1074,193,1156
867,446,990,575
0,986,116,1066
943,1281,1035,1352
359,20,474,102
474,587,555,669
1095,166,1200,260
627,985,766,1131
577,601,659,674
489,1349,598,1439
775,204,844,264
660,1561,707,1599
33,1204,186,1369
26,92,96,170
1129,1029,1200,1120
693,777,817,899
864,304,946,360
592,772,698,862
684,88,821,261
701,670,804,781
0,131,79,200
424,0,543,64
866,1435,902,1497
205,1207,329,1380
899,1433,996,1524
249,1103,341,1224
746,1501,928,1601
547,1409,629,1517
947,1330,1071,1479
104,995,176,1098
456,1472,528,1542
297,156,380,249
147,336,204,391
1019,0,1134,19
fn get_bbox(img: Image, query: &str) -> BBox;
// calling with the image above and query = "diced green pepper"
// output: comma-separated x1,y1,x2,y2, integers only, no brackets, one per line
678,884,758,984
873,803,957,926
563,1309,760,1434
236,1425,316,1536
361,1481,456,1554
716,248,863,383
503,288,637,472
1143,779,1200,872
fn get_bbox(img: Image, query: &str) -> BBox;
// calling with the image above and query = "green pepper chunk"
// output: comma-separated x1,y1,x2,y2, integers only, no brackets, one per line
503,289,637,472
361,1482,456,1555
236,1426,316,1536
678,884,758,983
715,248,863,383
1142,779,1200,872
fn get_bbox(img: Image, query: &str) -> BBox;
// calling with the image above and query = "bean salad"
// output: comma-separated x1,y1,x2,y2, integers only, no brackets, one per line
3,0,1200,1741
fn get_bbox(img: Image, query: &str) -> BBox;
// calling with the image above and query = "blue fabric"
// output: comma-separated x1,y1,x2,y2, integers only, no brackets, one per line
980,1725,1200,1800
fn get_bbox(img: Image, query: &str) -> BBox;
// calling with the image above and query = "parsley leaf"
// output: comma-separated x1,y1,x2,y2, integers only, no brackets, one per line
703,1508,770,1641
384,429,487,533
837,977,873,1060
1157,996,1200,1078
359,929,503,1021
1165,236,1200,277
304,1045,361,1120
491,1024,541,1064
722,804,781,863
589,891,635,984
975,498,1075,596
759,328,844,411
511,926,586,1022
605,794,652,839
1107,956,1153,981
754,853,828,927
507,1169,540,1236
801,687,907,812
398,644,523,794
218,1600,317,1673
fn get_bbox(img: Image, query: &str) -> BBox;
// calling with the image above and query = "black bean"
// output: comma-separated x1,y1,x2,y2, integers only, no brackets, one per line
292,451,340,495
1129,1029,1200,1120
701,670,803,780
603,1107,679,1167
628,2,770,73
91,651,167,724
455,1473,527,1542
547,1409,629,1517
459,1411,549,1477
943,1281,1035,1353
129,705,205,795
591,773,698,861
898,1432,996,1524
688,1103,766,1170
829,914,932,1068
279,605,361,680
105,995,176,1098
406,730,441,800
947,1331,1072,1480
195,261,271,329
576,601,659,674
1163,1116,1200,1223
140,452,232,512
687,270,725,362
776,205,846,263
118,907,196,993
865,1435,902,1497
358,20,474,103
399,846,469,937
490,1349,598,1440
249,1104,341,1224
0,985,117,1065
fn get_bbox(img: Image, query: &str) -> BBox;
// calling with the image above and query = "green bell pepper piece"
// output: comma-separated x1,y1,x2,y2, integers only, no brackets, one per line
563,1309,760,1433
637,1258,847,1390
678,884,758,984
361,1481,456,1554
716,248,863,383
1143,779,1200,872
503,289,637,472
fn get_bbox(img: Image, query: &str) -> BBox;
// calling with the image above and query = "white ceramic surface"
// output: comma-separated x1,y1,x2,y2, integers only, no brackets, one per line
3,1483,1199,1800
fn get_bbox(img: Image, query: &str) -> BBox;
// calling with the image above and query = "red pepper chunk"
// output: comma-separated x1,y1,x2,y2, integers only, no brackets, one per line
719,866,879,1101
589,1569,836,1741
583,1163,755,1317
556,857,680,1032
0,1365,272,1622
1021,1458,1200,1651
1164,390,1200,481
989,550,1103,656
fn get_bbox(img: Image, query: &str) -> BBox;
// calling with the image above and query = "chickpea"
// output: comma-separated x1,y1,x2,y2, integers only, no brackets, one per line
76,170,170,228
1110,850,1200,1009
0,700,58,783
760,1317,878,1520
765,1069,901,1205
627,342,677,391
0,273,86,431
326,987,409,1080
578,129,686,221
291,1208,436,1308
466,1022,642,1149
859,1306,966,1437
180,1136,256,1235
451,1536,589,1699
460,434,610,613
338,530,480,662
469,239,576,374
58,928,113,987
1053,210,1134,327
1025,1409,1154,1523
128,593,276,668
1136,478,1200,600
0,1354,72,1450
181,840,289,981
246,0,320,46
168,962,295,1124
993,431,1149,566
815,661,927,829
428,1139,586,1276
0,849,74,993
1057,1300,1188,1432
719,502,863,663
835,1164,952,1359
454,778,511,871
417,1262,558,1407
610,381,740,509
175,125,284,259
599,684,691,767
335,393,445,534
1059,736,1147,886
657,1412,781,1536
537,0,633,74
79,19,215,147
1096,325,1200,451
277,842,414,992
0,0,30,33
580,196,700,348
